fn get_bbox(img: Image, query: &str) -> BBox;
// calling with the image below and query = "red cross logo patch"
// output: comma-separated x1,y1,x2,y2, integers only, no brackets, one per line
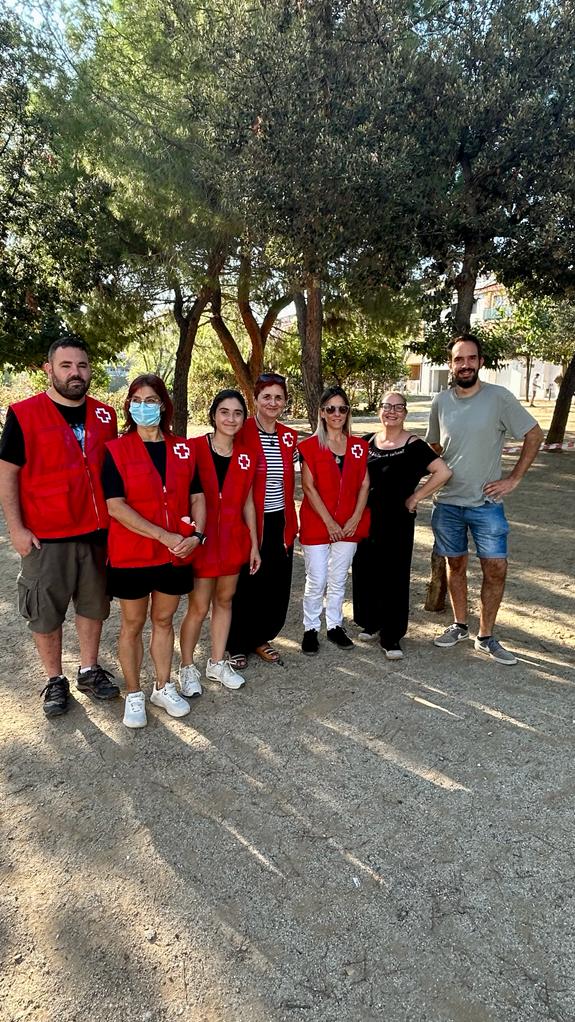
238,453,251,470
174,443,190,459
351,444,363,459
282,433,294,448
95,407,112,424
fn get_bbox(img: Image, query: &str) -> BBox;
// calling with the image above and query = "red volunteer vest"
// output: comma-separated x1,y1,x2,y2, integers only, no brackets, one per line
105,431,197,569
192,434,257,577
12,392,117,539
240,417,299,547
299,434,370,545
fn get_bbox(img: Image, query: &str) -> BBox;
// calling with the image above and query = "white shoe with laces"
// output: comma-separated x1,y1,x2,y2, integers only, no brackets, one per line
206,658,246,690
150,681,191,717
123,691,147,729
179,663,203,698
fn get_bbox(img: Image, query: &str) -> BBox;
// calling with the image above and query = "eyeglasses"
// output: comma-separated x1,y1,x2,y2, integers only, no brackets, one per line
131,397,162,405
381,403,406,413
323,404,349,414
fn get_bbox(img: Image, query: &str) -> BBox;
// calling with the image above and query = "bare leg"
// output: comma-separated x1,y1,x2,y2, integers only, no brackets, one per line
180,579,215,664
149,591,180,688
75,615,103,669
118,597,149,693
33,628,63,677
446,555,469,624
478,558,508,635
210,575,239,661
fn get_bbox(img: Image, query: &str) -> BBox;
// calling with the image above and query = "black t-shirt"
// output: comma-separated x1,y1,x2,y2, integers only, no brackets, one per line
102,441,203,498
299,448,345,473
191,439,232,494
0,400,105,544
364,433,437,528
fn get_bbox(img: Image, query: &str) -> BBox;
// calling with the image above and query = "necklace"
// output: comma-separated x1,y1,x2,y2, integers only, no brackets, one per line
256,415,277,444
211,436,233,457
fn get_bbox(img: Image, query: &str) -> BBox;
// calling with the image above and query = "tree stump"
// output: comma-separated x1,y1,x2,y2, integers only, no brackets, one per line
425,551,447,612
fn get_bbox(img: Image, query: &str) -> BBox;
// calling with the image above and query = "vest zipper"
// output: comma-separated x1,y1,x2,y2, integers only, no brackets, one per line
81,448,100,526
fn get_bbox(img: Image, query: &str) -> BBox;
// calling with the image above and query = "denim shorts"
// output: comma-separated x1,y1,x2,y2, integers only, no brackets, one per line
431,501,509,559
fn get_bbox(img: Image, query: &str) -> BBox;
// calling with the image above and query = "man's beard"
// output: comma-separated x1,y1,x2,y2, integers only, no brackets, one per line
454,369,479,389
51,374,90,400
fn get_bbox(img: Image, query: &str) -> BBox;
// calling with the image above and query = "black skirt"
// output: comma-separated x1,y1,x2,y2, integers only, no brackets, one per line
107,562,194,600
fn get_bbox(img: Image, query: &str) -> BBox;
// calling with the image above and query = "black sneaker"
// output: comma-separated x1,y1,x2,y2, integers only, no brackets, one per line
77,665,120,700
41,676,70,717
301,629,319,656
327,626,354,650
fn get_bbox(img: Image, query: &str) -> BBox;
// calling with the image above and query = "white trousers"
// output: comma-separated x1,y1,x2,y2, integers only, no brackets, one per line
302,542,357,631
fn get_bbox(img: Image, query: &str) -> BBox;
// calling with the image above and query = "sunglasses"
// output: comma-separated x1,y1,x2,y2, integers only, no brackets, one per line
323,404,349,414
257,372,286,384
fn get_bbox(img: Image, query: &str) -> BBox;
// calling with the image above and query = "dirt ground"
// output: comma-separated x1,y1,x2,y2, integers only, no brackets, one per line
1,400,575,1022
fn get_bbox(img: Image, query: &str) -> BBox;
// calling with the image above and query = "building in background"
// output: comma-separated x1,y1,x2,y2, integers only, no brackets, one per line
405,277,562,400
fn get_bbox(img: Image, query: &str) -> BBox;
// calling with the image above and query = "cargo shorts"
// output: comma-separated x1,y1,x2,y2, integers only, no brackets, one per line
17,540,110,633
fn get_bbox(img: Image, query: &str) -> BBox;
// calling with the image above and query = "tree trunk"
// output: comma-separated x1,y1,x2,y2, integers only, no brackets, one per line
299,274,323,429
546,348,575,446
525,354,532,402
424,551,448,612
170,250,226,435
453,246,479,334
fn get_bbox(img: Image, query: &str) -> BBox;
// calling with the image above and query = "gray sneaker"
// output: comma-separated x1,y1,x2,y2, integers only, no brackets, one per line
434,623,469,648
474,637,518,665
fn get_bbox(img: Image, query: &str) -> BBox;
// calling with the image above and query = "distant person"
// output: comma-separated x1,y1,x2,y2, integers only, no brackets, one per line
226,373,298,669
298,386,370,655
352,392,451,659
529,373,541,406
0,337,120,718
103,375,206,729
426,335,543,665
179,390,260,692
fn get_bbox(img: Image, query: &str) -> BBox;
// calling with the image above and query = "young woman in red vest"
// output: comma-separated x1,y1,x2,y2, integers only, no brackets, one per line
103,375,206,729
298,386,370,656
226,372,298,668
179,390,261,692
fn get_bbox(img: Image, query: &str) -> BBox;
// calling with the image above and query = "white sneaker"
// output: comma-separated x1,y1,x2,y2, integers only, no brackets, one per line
383,643,404,660
150,681,191,717
123,691,147,729
358,630,379,641
179,663,203,698
206,658,246,690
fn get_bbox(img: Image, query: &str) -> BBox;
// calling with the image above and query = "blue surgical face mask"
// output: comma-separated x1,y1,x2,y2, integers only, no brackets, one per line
130,401,162,427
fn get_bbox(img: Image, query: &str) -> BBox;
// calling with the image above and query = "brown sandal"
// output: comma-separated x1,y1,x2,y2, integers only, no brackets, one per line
255,644,281,663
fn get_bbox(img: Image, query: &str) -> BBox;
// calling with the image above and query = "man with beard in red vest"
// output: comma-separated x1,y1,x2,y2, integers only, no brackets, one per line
0,336,120,717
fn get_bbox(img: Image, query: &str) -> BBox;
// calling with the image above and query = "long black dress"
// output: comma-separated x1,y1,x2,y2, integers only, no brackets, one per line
352,434,436,648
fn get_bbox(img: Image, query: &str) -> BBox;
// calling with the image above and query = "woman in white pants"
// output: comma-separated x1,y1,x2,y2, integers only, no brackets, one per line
298,387,370,655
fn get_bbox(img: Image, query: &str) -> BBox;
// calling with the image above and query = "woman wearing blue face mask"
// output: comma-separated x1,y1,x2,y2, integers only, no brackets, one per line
102,375,206,729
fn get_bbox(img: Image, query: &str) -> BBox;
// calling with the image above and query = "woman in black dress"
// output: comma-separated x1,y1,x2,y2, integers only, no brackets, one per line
352,392,451,660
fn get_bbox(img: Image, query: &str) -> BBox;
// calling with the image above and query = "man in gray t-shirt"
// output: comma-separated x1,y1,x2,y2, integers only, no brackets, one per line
425,335,543,665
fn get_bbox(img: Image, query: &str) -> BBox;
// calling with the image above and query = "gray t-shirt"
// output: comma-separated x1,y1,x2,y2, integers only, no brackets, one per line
425,383,538,507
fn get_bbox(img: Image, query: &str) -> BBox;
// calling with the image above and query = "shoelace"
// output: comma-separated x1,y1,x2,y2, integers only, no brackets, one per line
40,678,68,699
90,666,116,685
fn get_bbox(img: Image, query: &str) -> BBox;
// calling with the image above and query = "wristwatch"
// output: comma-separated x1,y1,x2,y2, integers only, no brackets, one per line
191,531,207,545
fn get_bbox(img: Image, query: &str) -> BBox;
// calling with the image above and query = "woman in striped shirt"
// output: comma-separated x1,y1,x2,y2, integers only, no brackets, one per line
226,373,299,667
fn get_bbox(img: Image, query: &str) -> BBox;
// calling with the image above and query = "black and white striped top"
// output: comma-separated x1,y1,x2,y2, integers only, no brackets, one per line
257,426,299,513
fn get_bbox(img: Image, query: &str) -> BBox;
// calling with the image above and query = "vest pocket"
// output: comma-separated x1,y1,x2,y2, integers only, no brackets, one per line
17,573,40,622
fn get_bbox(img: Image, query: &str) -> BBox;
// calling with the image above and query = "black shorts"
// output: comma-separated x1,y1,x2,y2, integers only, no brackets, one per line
107,563,194,601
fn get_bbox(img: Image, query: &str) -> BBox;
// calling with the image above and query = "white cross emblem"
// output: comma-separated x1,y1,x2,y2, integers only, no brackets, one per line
282,433,294,448
351,444,363,459
174,443,190,459
238,453,251,470
95,407,111,423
